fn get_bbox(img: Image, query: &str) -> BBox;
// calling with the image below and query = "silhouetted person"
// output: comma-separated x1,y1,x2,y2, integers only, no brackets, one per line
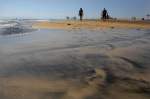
102,8,108,20
79,8,84,21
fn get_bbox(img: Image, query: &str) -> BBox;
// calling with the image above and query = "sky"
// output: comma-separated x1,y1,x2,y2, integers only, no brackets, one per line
0,0,150,19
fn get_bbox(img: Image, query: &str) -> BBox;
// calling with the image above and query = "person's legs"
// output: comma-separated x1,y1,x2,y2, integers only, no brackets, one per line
104,14,107,20
80,15,83,21
102,14,106,20
104,16,106,19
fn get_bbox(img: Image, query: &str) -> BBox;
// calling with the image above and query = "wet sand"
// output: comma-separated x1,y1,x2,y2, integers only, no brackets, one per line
0,20,150,99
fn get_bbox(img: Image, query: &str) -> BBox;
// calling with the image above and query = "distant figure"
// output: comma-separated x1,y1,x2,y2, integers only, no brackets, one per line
66,16,70,20
132,17,136,21
79,8,84,21
101,8,108,20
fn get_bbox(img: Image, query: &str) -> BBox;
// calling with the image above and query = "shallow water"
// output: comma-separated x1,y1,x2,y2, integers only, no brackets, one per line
0,28,149,55
0,20,150,99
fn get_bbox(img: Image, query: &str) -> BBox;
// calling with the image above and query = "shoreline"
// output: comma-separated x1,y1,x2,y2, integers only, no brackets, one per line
32,20,150,30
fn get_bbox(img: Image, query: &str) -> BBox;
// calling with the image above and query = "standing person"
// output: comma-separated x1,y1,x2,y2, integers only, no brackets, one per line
79,8,84,21
102,8,108,20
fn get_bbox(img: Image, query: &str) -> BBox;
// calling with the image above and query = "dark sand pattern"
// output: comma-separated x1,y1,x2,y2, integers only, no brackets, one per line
0,21,150,99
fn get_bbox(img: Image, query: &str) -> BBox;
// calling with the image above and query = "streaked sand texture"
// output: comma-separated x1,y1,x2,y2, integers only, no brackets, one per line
0,20,150,99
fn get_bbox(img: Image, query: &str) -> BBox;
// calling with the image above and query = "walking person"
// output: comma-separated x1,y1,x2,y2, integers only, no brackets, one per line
79,8,84,21
101,8,108,20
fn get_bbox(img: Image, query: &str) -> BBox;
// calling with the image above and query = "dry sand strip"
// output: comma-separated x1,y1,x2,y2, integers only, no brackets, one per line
32,20,150,30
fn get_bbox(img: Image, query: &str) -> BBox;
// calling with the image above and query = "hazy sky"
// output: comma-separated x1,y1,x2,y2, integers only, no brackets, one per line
0,0,149,19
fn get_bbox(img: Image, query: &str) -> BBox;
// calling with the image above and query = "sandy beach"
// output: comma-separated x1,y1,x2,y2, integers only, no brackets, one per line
33,20,150,30
0,20,150,99
0,0,150,98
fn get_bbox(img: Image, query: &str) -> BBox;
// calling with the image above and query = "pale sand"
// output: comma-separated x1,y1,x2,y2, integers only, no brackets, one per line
32,20,150,29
